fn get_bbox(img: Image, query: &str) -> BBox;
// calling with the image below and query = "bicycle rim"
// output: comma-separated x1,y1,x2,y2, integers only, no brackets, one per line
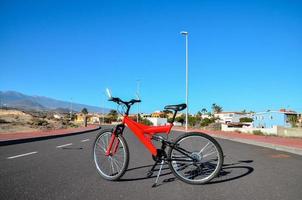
93,131,128,180
169,133,223,184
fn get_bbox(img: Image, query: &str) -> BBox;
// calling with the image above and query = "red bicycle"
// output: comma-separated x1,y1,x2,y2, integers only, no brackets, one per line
93,92,223,187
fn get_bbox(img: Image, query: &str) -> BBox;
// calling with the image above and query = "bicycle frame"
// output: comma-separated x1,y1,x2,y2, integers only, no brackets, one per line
105,116,173,156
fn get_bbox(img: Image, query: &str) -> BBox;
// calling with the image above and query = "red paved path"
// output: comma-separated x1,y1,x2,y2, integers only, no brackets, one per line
173,127,302,150
0,125,100,142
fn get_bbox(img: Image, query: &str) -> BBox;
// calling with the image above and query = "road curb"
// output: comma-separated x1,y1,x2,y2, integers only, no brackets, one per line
212,134,302,156
173,129,302,156
0,126,101,146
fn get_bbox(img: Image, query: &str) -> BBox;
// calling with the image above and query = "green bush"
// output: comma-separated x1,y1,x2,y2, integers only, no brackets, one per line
200,118,216,127
240,117,253,123
189,115,201,127
175,114,185,124
31,118,49,126
140,118,153,126
253,130,264,135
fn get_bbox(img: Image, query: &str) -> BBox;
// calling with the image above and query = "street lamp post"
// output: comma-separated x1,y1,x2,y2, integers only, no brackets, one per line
181,31,189,131
70,98,73,120
102,93,106,124
136,80,140,122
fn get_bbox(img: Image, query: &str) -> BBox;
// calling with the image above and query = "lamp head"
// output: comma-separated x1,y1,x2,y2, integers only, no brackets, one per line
180,31,188,35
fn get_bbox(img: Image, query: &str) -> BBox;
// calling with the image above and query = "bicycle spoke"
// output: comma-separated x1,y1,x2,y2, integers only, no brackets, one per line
198,142,210,155
98,140,107,152
111,157,122,172
109,157,115,174
203,150,217,158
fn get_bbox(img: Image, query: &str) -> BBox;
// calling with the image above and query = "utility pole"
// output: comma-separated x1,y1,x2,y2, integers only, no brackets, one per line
70,98,73,120
181,31,189,131
136,80,140,122
102,96,105,124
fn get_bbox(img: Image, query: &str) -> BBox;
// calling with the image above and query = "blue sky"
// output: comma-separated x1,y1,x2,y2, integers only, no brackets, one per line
1,0,301,113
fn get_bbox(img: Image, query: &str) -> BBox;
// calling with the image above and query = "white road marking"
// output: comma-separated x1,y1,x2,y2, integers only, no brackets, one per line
7,151,38,159
81,139,90,142
56,143,72,148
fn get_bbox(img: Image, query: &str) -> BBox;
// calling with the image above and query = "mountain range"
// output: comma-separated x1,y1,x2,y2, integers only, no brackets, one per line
0,91,110,113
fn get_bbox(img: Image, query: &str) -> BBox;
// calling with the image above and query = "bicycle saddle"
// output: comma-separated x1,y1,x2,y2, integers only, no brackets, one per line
164,103,187,111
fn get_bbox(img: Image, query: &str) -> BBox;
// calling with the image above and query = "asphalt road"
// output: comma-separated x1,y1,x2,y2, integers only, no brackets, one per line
1,127,302,200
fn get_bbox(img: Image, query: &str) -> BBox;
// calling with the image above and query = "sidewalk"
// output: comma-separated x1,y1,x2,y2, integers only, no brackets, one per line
173,127,302,156
0,125,101,145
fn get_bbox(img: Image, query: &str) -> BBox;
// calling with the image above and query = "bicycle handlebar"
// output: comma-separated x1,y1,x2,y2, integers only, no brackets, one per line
108,97,141,107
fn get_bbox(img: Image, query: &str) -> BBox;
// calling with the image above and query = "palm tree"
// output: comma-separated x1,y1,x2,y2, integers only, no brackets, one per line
196,111,202,116
201,108,207,114
212,103,222,114
108,110,118,122
81,108,88,115
108,110,118,116
81,108,89,127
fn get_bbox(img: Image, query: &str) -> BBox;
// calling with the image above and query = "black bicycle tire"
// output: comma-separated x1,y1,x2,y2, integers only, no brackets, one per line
168,132,223,184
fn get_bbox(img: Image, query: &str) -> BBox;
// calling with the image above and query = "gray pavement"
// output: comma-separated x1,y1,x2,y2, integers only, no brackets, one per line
1,127,302,200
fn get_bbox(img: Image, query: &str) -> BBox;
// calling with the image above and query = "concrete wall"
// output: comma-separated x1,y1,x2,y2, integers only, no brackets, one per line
222,124,302,137
221,124,277,135
277,127,302,137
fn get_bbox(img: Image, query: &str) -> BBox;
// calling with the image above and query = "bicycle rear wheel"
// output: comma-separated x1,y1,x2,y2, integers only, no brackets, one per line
93,129,129,181
168,132,223,184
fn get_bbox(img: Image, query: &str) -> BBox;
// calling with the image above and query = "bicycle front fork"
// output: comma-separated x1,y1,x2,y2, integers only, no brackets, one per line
105,124,125,156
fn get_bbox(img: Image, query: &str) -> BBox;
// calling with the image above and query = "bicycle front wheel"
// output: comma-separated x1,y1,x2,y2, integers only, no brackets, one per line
93,129,129,181
168,132,223,184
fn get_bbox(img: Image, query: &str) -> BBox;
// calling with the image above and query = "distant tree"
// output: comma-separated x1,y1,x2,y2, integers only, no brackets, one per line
161,110,172,118
81,108,88,115
240,117,253,123
188,115,201,127
200,118,216,127
197,108,208,117
140,118,153,126
109,110,118,116
107,110,118,122
207,112,213,117
241,109,247,114
287,115,298,127
175,114,185,125
211,103,223,114
163,110,173,114
201,108,208,114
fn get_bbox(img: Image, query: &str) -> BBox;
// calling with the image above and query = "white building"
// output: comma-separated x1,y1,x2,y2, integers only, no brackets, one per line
53,114,63,119
201,114,211,119
214,112,248,124
146,117,167,126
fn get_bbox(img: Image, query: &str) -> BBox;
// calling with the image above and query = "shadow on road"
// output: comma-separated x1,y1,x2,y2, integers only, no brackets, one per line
118,160,254,187
119,164,172,182
208,160,254,184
